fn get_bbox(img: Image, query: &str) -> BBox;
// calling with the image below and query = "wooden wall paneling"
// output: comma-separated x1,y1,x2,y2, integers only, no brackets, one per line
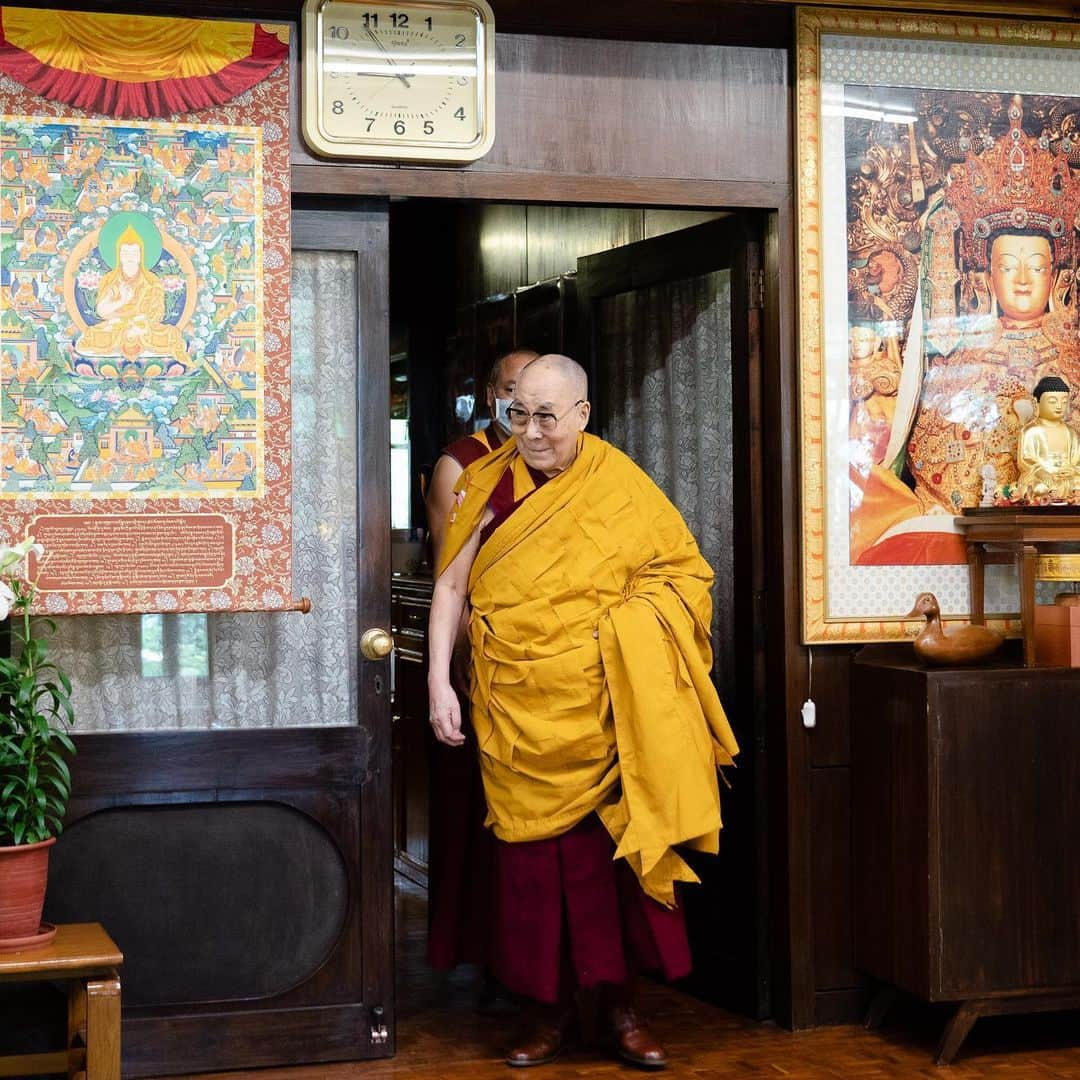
558,274,578,356
761,200,816,1031
473,295,516,395
524,205,643,284
514,281,563,355
474,37,789,182
810,768,860,991
643,209,730,238
292,37,790,206
851,658,932,1000
456,203,528,306
294,166,792,208
807,647,856,768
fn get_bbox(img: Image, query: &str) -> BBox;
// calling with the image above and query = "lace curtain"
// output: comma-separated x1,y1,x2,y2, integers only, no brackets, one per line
595,270,735,700
48,251,360,731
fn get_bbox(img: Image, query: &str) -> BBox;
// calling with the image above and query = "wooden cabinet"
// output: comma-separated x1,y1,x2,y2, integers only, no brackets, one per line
851,646,1080,1062
390,574,433,886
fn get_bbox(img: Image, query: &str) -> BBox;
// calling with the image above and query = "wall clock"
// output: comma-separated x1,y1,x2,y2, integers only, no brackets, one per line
301,0,495,163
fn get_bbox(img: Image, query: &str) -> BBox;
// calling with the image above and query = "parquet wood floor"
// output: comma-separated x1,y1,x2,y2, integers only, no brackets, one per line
163,879,1080,1080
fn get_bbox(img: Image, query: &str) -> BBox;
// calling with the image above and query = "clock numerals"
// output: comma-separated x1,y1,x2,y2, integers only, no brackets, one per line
329,24,349,38
454,107,466,121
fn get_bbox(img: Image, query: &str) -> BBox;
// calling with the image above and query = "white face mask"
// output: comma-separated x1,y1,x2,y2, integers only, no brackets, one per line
493,396,514,433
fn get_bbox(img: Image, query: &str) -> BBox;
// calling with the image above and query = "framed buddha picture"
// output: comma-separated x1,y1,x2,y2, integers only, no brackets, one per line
796,7,1080,643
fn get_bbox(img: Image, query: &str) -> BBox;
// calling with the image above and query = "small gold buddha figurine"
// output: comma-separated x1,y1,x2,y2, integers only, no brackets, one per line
1015,375,1080,503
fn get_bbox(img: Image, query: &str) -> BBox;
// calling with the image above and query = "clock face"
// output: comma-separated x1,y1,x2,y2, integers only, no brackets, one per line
303,0,495,162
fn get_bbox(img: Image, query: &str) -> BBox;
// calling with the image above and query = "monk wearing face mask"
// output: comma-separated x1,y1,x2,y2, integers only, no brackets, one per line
423,347,537,1004
428,354,738,1070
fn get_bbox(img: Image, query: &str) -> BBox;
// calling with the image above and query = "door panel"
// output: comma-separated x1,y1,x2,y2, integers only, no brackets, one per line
577,215,769,1018
44,204,394,1074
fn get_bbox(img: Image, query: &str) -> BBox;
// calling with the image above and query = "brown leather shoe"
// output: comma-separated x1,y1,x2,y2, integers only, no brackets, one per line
610,1002,668,1070
504,1004,574,1068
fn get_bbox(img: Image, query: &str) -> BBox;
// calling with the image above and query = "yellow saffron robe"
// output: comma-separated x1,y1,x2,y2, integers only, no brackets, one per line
438,433,738,907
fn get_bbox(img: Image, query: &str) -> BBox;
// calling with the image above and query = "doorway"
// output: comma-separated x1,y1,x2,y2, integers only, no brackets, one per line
386,200,771,1042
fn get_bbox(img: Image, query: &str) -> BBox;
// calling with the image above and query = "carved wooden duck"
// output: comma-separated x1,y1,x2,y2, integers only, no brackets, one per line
907,592,1004,666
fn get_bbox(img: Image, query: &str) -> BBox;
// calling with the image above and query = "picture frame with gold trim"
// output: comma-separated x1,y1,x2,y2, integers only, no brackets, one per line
796,6,1080,643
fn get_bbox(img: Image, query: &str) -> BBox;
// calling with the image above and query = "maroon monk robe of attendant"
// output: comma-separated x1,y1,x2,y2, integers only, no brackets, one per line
424,348,537,981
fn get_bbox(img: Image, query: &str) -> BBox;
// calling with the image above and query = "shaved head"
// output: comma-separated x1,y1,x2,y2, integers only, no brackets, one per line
517,354,588,401
488,348,539,389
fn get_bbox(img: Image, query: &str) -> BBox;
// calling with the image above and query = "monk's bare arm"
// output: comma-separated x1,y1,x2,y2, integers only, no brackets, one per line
425,453,464,565
425,452,472,673
427,526,481,747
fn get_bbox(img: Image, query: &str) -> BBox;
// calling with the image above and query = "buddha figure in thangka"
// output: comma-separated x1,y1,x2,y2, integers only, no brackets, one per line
73,215,192,378
1014,375,1080,502
852,95,1080,564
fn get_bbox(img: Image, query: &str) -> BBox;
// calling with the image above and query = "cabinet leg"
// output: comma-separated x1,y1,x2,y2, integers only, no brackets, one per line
86,973,121,1080
864,985,898,1031
936,1000,980,1066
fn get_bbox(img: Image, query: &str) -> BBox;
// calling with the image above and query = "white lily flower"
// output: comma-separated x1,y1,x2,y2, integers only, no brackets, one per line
0,536,41,572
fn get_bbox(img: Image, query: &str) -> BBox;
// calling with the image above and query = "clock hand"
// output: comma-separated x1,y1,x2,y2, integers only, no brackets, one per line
364,28,413,87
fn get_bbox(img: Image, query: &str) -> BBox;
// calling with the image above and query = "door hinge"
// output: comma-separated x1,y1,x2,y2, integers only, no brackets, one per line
749,267,765,310
369,1004,389,1045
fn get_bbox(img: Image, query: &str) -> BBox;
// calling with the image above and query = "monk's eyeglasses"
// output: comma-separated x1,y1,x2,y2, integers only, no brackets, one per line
506,400,585,433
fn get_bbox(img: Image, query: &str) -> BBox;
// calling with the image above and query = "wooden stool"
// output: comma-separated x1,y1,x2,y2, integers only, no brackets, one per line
0,922,123,1080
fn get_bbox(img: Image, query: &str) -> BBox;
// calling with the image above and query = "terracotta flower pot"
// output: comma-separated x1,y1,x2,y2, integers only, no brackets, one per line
0,836,56,944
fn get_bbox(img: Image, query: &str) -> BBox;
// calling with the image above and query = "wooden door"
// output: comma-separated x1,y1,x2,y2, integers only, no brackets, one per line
43,204,394,1075
577,215,769,1018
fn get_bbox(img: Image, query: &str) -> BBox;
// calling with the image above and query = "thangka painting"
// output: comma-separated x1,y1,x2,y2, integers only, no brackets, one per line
0,9,293,614
797,8,1080,643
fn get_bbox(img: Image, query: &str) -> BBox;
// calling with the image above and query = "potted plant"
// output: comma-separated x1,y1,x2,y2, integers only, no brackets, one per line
0,537,75,950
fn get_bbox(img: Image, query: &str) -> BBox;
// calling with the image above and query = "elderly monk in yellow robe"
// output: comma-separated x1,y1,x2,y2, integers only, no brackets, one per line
428,355,738,1070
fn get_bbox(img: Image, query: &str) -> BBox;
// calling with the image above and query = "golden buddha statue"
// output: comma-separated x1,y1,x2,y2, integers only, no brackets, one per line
1015,376,1080,502
74,223,190,376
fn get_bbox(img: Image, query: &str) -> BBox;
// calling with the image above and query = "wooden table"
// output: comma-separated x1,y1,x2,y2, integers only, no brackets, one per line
0,923,123,1080
956,508,1080,666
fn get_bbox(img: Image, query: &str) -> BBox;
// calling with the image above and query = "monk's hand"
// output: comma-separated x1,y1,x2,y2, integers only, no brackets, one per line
427,677,465,747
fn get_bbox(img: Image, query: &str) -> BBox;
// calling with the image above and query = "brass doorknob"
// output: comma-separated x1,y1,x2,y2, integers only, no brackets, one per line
360,628,394,660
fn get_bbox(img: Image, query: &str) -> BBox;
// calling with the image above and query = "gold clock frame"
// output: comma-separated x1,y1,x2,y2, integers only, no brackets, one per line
301,0,496,163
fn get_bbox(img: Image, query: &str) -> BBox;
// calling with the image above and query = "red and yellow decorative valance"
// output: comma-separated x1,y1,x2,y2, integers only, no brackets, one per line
0,9,288,118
